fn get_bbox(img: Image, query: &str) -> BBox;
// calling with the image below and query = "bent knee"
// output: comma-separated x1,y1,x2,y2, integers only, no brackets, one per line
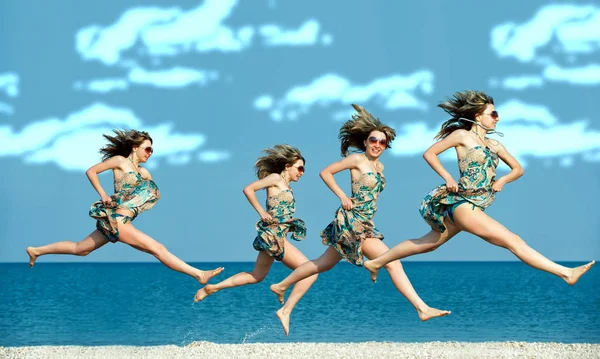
319,262,337,272
249,272,267,283
383,260,403,271
422,242,441,253
74,245,92,256
414,238,443,253
505,235,528,252
150,243,169,257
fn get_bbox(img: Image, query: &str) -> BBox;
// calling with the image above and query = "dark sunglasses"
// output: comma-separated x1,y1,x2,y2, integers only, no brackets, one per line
293,165,305,173
485,111,499,119
368,136,387,146
143,146,154,155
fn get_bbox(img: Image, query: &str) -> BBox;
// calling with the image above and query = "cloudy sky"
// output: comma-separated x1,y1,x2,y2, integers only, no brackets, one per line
1,0,598,263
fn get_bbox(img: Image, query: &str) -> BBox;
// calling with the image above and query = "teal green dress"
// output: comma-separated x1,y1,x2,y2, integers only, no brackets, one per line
89,171,161,242
321,171,385,266
420,145,499,233
253,188,306,261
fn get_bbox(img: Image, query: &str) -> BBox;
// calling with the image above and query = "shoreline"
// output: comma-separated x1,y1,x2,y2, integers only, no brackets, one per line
2,341,599,359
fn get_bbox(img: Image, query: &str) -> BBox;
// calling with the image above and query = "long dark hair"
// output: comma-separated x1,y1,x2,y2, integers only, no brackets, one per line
435,90,494,140
339,104,396,157
99,129,153,161
255,144,305,179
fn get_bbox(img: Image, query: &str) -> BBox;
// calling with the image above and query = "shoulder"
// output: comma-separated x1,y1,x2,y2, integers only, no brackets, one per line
264,173,281,181
106,155,127,165
487,138,506,153
345,153,365,163
451,129,470,139
262,173,283,186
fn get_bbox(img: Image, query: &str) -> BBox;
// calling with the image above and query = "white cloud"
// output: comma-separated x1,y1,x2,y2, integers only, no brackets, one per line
490,5,600,90
0,72,19,97
0,103,230,171
321,34,333,46
198,150,231,163
254,95,273,110
74,78,129,93
0,102,14,115
254,71,434,121
128,67,218,87
143,0,250,55
493,75,544,90
76,0,331,67
77,7,182,66
75,67,218,93
496,100,558,125
389,101,600,168
260,19,328,46
543,63,600,85
491,4,600,63
0,103,140,156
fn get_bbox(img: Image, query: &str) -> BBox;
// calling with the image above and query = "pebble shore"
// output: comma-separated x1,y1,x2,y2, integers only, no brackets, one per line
2,341,599,359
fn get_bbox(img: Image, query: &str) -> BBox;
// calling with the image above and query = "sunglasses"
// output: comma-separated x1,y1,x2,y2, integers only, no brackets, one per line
143,146,154,155
368,136,387,146
485,111,499,119
293,165,305,173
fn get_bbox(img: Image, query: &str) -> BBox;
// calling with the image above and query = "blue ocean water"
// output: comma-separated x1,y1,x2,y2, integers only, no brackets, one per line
0,261,598,346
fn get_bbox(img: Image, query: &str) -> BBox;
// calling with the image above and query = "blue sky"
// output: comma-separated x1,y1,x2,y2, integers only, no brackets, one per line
1,0,598,263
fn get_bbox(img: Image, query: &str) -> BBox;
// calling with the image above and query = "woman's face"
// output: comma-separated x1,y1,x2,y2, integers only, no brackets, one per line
477,104,499,130
132,139,153,163
286,159,305,182
364,130,387,159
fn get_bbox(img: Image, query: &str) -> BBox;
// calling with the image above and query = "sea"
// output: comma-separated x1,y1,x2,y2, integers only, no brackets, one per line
0,261,598,346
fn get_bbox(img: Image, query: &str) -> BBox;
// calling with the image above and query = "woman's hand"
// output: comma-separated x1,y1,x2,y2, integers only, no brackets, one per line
445,178,459,192
340,195,354,210
492,179,505,193
101,195,114,208
260,211,274,223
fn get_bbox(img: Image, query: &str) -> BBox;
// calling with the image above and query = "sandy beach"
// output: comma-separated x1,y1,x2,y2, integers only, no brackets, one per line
1,341,598,359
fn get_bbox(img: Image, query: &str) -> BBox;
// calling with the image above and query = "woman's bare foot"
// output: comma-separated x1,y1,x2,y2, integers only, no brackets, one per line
194,284,218,302
197,267,224,285
26,247,38,268
418,307,451,322
564,260,595,285
363,260,380,283
275,307,291,336
270,283,286,304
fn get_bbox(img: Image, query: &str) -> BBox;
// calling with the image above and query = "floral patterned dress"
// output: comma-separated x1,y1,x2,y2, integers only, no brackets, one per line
89,171,161,242
321,171,385,266
253,188,306,261
420,145,499,233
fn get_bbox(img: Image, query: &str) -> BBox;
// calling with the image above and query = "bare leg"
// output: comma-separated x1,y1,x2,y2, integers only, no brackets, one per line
26,230,109,267
270,247,340,305
364,219,460,283
452,205,595,285
118,223,224,284
363,237,451,321
274,240,319,335
195,252,274,302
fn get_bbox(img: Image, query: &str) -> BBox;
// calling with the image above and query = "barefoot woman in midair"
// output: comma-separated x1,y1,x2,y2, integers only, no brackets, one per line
26,129,223,285
270,105,450,335
194,145,317,328
364,90,594,285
